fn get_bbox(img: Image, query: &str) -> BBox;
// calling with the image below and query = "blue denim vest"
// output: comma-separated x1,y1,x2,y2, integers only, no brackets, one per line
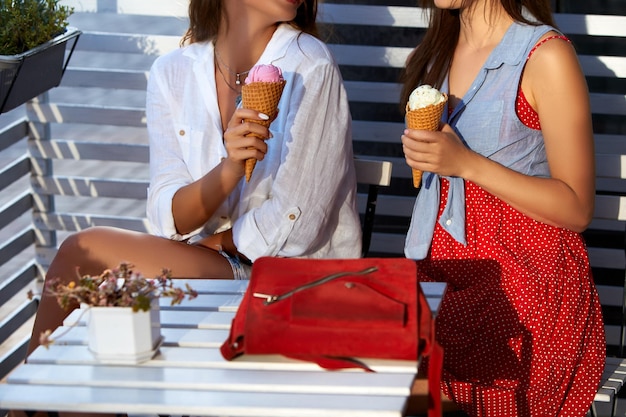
405,21,556,260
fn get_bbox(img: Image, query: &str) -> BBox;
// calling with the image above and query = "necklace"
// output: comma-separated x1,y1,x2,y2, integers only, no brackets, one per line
214,47,251,85
215,50,242,106
216,55,240,93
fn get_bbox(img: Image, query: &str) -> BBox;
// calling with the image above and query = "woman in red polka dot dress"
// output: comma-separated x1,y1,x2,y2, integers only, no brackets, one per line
400,0,606,416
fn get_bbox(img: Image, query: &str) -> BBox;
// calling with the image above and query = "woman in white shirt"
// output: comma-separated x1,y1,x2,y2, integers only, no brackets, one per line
26,0,361,355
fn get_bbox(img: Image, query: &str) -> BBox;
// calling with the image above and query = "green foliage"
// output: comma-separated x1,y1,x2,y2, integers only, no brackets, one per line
0,0,74,55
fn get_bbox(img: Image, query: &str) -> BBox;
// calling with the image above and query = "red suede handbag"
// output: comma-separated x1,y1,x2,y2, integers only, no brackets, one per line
220,257,443,417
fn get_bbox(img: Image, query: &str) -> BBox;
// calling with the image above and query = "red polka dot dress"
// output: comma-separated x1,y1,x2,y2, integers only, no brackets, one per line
419,36,606,417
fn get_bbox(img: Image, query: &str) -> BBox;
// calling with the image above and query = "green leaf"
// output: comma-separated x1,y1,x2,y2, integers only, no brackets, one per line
0,0,74,55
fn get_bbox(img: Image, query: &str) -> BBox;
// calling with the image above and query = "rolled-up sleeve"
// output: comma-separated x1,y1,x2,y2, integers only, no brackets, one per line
145,54,202,241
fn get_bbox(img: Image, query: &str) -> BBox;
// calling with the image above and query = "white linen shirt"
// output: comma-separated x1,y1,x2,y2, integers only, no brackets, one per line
146,24,362,262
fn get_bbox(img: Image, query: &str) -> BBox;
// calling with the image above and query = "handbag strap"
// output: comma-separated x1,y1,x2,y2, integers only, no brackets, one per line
252,267,378,305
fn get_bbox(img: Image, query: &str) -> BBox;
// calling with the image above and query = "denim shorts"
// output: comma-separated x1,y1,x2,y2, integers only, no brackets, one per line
218,249,252,280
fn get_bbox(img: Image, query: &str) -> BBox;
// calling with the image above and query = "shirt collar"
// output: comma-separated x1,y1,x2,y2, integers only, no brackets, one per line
483,21,532,70
183,23,298,66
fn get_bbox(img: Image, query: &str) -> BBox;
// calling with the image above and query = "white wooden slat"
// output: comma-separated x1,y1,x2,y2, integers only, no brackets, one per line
62,68,150,91
589,218,626,233
115,0,189,17
67,12,187,37
0,384,407,417
8,363,414,396
588,247,626,270
28,140,149,163
61,0,189,17
162,310,236,329
352,120,404,142
354,158,393,186
329,44,411,69
319,4,428,28
74,32,180,56
597,178,626,194
65,309,235,329
357,194,414,219
593,357,626,404
555,14,626,37
158,293,242,311
594,195,626,222
345,81,402,104
597,284,624,309
596,154,626,180
369,233,406,255
174,278,249,294
27,103,146,127
595,134,626,155
32,213,150,234
49,325,228,348
26,344,419,374
32,176,148,199
589,92,626,116
579,55,626,79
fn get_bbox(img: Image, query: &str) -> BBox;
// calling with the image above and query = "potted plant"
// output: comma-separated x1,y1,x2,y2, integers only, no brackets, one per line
39,262,198,363
0,0,81,113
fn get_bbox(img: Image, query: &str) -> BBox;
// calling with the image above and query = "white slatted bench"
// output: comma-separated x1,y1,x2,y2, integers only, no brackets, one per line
0,280,445,417
0,0,625,414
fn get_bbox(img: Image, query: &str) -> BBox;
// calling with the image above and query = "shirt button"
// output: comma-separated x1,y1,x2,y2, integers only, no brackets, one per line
179,129,185,136
288,214,296,221
445,219,452,226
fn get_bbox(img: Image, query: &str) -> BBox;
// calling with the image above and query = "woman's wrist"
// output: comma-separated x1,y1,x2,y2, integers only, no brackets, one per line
220,156,246,181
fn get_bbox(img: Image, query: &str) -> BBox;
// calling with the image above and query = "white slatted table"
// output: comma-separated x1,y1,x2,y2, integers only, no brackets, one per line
0,280,446,417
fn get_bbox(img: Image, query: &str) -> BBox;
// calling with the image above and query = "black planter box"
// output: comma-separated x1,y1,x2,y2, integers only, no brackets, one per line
0,27,81,114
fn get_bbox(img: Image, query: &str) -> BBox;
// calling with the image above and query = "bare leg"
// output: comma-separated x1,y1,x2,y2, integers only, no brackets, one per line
27,226,233,356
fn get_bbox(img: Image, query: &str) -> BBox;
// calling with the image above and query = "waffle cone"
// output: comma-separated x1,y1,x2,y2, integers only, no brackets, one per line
405,93,448,188
241,80,286,182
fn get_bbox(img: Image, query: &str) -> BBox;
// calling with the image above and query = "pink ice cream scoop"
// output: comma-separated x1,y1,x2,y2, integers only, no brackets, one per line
245,64,284,83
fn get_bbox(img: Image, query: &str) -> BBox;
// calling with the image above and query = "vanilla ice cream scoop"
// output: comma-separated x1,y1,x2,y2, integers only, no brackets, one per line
405,84,448,188
407,84,446,110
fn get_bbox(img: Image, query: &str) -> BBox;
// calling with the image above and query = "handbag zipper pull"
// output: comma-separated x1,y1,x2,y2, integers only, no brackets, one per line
252,293,278,303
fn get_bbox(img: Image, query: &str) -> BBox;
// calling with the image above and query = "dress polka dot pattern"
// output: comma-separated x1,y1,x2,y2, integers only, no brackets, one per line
420,180,605,416
417,35,606,417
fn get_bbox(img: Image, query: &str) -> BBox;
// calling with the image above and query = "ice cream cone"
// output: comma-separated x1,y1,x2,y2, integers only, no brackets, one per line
241,80,286,182
405,93,448,188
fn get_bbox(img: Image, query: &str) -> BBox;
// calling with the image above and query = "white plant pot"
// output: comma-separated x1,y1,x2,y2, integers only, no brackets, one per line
87,299,162,364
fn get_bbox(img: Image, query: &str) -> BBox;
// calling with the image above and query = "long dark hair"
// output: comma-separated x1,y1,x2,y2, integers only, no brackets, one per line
399,0,556,107
182,0,319,45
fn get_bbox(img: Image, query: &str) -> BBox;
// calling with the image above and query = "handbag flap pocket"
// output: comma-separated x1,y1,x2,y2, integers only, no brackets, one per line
291,279,407,328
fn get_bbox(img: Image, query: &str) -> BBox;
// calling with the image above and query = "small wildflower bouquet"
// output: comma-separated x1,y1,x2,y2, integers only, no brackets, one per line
45,262,198,312
39,262,198,350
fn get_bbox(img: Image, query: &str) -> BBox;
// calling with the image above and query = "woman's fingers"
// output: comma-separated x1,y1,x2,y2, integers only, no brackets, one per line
223,109,272,164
